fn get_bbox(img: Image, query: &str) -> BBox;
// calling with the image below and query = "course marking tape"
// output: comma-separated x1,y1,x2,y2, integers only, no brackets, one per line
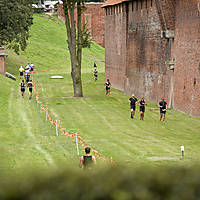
31,71,113,163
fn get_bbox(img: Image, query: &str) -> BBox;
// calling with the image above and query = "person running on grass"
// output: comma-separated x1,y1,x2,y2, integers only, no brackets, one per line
20,80,25,98
158,97,167,121
129,94,138,119
28,80,33,99
93,61,97,68
94,68,98,81
19,66,24,79
24,68,30,86
80,147,96,169
138,96,147,120
104,79,111,95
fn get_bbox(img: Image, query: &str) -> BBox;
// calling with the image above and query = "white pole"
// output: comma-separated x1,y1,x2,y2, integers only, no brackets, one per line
56,120,58,136
76,134,79,155
180,146,184,159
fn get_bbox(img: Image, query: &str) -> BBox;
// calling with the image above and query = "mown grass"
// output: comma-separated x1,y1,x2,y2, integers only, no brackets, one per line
1,13,200,176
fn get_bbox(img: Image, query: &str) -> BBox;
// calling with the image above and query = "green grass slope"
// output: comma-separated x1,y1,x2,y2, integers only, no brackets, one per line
0,74,80,174
1,13,200,174
20,14,105,73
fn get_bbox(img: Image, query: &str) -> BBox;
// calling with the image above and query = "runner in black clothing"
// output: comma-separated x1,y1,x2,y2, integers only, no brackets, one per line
24,70,30,86
158,97,167,121
28,80,33,99
93,61,97,68
80,147,96,169
129,94,138,119
138,97,147,120
94,68,98,81
104,79,111,95
20,80,25,98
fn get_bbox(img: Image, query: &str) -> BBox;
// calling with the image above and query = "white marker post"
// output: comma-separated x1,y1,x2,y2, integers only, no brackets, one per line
56,120,58,136
76,134,79,155
180,146,184,159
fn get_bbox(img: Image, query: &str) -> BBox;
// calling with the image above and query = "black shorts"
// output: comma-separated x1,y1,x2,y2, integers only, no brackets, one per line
21,88,25,92
130,105,136,111
160,110,166,115
20,72,23,76
106,87,110,91
29,88,32,93
140,106,145,112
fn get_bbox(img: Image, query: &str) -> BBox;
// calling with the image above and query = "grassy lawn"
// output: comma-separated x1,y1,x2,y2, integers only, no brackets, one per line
0,13,200,175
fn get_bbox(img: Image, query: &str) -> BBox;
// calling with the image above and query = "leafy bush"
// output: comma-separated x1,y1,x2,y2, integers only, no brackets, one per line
1,166,200,200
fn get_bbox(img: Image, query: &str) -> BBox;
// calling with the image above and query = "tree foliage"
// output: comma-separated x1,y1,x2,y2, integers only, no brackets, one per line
2,166,200,200
0,0,33,54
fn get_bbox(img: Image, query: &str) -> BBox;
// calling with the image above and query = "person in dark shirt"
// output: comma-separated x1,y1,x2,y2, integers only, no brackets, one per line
158,97,167,121
94,68,98,81
93,61,97,68
129,94,138,119
80,147,96,169
138,97,147,120
104,79,111,96
20,80,25,98
28,80,33,99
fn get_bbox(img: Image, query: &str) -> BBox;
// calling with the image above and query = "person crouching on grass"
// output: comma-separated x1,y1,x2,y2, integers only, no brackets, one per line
129,94,138,119
20,80,25,98
158,97,167,121
138,97,147,120
80,147,96,169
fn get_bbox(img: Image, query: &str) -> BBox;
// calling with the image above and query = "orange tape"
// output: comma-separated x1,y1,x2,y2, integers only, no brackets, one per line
32,71,112,164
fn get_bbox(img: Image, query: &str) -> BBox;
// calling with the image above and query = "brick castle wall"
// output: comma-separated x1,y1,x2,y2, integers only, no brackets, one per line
58,3,105,47
104,0,175,102
125,0,173,101
174,0,200,116
105,4,127,91
104,0,200,116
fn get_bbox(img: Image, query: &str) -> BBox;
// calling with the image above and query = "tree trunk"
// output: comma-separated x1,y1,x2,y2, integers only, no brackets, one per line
63,0,83,97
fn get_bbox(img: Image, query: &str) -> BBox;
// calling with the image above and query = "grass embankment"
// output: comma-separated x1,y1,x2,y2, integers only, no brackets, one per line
1,14,200,174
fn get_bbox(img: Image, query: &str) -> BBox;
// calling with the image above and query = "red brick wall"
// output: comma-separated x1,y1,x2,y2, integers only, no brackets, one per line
58,4,65,22
174,0,200,117
104,0,174,101
155,0,176,30
0,48,6,74
125,0,172,101
58,3,105,47
104,3,128,90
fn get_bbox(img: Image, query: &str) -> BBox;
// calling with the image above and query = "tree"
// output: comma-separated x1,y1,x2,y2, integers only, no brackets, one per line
63,0,87,97
0,0,33,54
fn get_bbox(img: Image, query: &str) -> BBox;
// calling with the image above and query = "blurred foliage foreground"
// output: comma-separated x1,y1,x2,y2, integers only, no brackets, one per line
1,166,200,200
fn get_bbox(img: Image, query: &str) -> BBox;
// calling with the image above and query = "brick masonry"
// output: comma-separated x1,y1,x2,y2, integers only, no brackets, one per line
0,48,6,74
58,3,105,47
104,0,200,117
174,0,200,117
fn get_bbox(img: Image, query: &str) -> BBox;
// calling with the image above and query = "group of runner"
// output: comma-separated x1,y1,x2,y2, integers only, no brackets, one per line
129,94,167,121
92,61,111,96
19,63,34,99
80,96,167,169
92,61,167,121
